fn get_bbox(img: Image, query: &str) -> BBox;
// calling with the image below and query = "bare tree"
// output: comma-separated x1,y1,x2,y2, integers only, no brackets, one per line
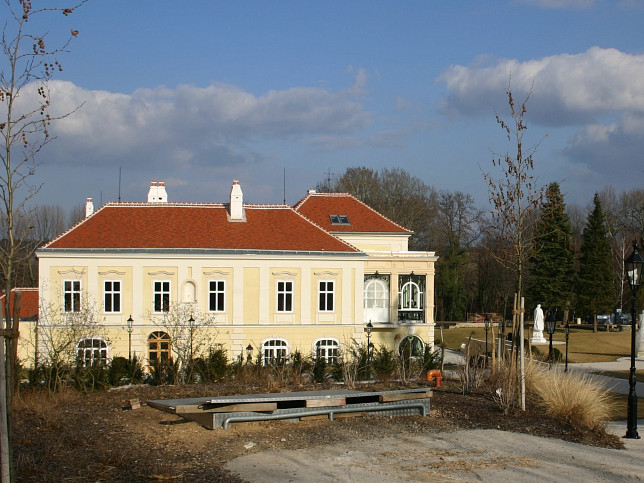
148,303,219,384
482,85,545,412
1,1,85,478
483,85,545,334
323,166,439,250
35,290,103,391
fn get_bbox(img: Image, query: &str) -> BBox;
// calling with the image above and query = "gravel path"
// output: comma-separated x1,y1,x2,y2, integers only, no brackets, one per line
226,426,644,482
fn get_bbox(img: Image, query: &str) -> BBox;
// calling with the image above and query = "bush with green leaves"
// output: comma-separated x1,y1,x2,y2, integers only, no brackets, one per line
109,356,144,386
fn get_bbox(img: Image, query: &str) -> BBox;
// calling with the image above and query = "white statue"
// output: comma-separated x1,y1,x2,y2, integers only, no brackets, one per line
531,304,546,344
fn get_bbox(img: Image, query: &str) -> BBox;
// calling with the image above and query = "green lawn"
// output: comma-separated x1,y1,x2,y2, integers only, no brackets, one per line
435,324,633,363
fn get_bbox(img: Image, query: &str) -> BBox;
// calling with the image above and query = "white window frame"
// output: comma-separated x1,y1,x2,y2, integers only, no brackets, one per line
208,280,226,312
364,278,388,309
314,338,340,364
76,337,109,366
153,280,171,313
318,280,334,312
64,280,81,313
262,338,289,365
104,280,121,313
400,281,422,310
276,281,293,313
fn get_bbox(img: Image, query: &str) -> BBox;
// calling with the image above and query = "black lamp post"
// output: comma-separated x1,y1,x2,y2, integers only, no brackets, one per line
545,314,557,364
126,315,133,362
498,319,505,366
564,321,570,372
624,240,643,439
188,315,195,363
484,315,491,367
366,321,373,362
246,343,253,363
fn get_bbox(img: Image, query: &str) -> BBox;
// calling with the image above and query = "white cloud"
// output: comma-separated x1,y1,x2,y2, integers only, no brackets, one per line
44,77,371,170
438,47,644,126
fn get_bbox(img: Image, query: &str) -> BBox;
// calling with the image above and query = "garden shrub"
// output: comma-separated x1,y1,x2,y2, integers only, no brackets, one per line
530,366,615,431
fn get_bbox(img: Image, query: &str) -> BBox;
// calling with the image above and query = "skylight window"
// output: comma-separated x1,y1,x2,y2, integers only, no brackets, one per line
329,215,350,225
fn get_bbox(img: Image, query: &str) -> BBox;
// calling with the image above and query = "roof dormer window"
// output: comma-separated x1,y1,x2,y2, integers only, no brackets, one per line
329,215,350,225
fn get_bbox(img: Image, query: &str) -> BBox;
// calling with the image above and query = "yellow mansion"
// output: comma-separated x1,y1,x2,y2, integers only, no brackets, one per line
30,180,437,367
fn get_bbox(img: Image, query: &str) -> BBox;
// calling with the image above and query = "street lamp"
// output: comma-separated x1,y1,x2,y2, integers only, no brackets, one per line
624,240,644,439
564,321,570,372
126,315,133,362
497,319,505,367
484,314,491,367
246,343,253,363
366,321,373,362
545,313,557,364
188,315,195,363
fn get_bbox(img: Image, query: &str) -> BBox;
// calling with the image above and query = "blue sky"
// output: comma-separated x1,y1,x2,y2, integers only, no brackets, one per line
10,0,644,213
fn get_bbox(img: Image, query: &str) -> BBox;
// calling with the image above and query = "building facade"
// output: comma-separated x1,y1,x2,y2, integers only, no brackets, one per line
27,180,437,368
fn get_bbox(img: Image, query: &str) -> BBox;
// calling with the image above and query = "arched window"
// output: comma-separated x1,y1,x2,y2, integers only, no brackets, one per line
148,331,171,363
400,281,421,309
314,338,340,364
364,275,390,323
262,338,288,365
398,335,424,359
76,337,109,366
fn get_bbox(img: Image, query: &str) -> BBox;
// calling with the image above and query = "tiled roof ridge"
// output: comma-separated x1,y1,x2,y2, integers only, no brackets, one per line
41,202,295,249
99,202,292,209
294,191,412,233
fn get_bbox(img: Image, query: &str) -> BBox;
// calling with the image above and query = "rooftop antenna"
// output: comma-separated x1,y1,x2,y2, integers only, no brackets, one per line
325,168,334,191
283,168,286,205
118,166,122,202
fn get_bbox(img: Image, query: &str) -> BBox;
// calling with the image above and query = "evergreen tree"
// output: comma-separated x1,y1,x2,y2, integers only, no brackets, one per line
435,238,468,321
528,183,574,319
576,193,615,332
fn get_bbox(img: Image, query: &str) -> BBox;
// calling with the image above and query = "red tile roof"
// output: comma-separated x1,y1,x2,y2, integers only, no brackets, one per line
293,192,411,233
42,203,359,253
0,288,38,320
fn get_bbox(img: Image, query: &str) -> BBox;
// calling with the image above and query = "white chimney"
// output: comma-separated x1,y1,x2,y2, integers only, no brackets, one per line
147,181,168,203
85,198,94,218
230,179,244,220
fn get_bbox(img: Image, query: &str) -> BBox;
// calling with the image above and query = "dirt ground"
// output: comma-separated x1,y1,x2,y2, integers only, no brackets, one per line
13,382,622,482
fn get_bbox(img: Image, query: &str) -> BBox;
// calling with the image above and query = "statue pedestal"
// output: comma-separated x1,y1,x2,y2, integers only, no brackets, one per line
531,330,547,344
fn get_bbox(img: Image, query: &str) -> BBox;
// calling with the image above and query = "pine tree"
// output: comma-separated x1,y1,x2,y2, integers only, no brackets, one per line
576,193,615,332
528,183,574,319
436,238,468,321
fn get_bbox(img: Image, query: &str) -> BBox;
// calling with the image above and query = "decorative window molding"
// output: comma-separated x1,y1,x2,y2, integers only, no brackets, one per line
58,268,85,276
314,271,339,279
148,270,175,277
272,270,297,280
98,270,126,276
204,270,230,277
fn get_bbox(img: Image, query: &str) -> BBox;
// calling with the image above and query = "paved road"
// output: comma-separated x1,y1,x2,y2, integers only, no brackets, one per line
226,353,644,482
